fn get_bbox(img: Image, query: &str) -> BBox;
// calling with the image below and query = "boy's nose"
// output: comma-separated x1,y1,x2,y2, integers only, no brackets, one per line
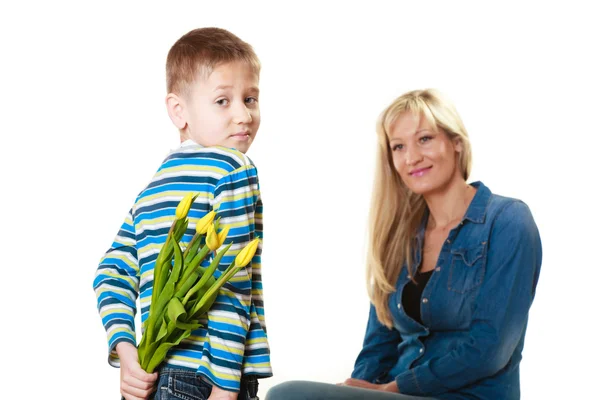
233,104,252,124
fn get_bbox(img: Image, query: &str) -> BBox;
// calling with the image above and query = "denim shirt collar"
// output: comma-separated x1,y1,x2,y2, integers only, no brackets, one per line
463,181,492,224
415,181,492,250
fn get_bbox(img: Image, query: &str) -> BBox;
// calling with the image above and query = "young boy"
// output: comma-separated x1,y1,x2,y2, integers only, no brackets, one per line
93,28,272,400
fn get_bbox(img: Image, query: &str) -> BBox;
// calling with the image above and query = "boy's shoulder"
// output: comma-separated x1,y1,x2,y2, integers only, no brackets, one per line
162,143,256,175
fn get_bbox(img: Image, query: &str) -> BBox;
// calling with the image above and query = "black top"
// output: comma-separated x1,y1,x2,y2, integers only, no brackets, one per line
402,269,434,325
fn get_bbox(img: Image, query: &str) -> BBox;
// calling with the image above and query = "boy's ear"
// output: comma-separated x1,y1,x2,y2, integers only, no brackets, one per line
166,93,187,130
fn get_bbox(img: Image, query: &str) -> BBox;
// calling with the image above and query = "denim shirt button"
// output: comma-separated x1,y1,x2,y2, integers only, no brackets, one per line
397,303,402,309
446,239,451,244
419,348,424,353
422,298,429,304
436,267,441,272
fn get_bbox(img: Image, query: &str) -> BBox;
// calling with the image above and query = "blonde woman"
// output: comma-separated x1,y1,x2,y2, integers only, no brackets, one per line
267,89,542,400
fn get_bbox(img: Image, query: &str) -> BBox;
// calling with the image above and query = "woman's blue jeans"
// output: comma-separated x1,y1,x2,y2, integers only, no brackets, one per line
266,380,437,400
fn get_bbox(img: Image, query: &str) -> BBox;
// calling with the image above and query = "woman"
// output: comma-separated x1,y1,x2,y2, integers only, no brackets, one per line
266,89,542,399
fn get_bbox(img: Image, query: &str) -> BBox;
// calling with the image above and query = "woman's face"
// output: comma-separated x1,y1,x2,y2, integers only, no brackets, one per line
387,112,463,196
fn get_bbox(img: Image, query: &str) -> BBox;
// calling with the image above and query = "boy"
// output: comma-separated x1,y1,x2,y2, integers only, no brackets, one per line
93,28,272,400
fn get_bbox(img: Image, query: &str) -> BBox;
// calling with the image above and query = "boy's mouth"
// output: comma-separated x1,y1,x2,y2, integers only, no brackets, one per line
231,131,251,140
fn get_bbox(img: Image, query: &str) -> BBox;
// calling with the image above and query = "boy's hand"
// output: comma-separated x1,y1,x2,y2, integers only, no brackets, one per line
116,342,158,400
208,386,238,400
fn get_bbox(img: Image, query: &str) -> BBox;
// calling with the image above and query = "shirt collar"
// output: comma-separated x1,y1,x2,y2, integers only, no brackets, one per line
181,139,202,148
462,181,492,224
415,181,492,243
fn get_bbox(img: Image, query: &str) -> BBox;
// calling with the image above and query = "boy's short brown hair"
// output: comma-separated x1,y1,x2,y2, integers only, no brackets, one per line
166,27,260,96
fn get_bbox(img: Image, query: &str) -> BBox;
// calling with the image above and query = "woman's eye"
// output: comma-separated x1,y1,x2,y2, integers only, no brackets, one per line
419,136,432,143
216,98,229,106
245,97,258,104
392,144,404,151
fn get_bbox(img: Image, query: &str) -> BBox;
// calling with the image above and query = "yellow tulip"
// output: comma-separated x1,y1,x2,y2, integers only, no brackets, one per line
175,193,195,220
235,238,260,268
206,224,219,251
207,224,230,251
195,211,216,235
217,225,230,247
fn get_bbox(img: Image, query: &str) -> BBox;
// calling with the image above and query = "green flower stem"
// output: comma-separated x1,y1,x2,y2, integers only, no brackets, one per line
182,243,231,306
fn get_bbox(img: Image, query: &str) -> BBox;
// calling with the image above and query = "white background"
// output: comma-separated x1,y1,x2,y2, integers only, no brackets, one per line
1,1,598,399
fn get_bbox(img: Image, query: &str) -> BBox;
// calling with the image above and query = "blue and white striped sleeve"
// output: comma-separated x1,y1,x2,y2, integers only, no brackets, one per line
242,194,273,377
93,208,140,367
196,164,265,391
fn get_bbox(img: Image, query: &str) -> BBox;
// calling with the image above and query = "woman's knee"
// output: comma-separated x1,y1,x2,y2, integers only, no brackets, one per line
266,380,317,400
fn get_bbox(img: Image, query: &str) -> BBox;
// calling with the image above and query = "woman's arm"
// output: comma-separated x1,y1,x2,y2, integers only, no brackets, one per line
351,304,402,383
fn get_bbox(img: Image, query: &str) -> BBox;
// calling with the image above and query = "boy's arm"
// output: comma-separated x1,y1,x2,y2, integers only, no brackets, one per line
198,165,263,392
241,196,272,377
93,208,140,366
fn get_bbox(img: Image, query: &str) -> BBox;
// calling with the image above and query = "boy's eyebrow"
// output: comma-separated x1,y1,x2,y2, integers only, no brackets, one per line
214,84,233,91
213,85,260,94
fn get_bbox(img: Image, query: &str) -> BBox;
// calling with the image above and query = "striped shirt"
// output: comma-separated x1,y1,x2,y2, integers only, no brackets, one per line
93,141,272,391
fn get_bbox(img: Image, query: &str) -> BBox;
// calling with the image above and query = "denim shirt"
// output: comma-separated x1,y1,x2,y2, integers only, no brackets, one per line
351,182,542,400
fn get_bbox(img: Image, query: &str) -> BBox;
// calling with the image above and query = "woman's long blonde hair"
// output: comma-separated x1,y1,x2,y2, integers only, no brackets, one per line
367,89,472,328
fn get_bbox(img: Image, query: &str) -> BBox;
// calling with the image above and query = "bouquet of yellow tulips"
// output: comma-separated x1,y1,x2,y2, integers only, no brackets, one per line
137,193,260,373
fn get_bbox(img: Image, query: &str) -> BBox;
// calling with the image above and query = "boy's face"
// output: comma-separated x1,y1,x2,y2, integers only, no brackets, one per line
179,61,260,153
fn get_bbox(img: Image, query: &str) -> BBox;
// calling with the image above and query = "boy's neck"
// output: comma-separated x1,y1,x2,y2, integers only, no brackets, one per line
181,138,200,147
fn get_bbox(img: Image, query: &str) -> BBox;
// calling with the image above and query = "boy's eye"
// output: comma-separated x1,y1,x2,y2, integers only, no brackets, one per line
216,98,229,106
392,144,404,151
245,97,258,104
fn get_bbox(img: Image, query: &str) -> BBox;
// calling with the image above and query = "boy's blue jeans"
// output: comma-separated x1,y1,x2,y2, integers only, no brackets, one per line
150,367,259,400
265,381,437,400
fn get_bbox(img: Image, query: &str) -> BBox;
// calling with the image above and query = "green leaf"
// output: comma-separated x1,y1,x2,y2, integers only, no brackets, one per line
145,330,193,373
191,264,242,317
181,243,231,305
170,239,184,284
149,281,175,340
137,335,146,365
187,275,214,312
152,234,174,306
175,245,211,295
173,218,188,243
183,234,202,265
140,340,160,371
185,285,209,314
156,317,168,341
175,270,199,300
190,290,219,319
167,298,187,324
175,321,203,330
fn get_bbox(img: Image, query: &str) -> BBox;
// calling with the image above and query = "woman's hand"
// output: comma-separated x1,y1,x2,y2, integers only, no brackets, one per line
116,342,158,400
341,378,399,393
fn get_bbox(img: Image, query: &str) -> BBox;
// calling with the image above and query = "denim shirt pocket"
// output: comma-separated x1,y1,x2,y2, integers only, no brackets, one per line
448,243,487,293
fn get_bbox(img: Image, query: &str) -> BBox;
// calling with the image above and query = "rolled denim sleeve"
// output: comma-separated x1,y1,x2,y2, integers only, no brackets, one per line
395,201,542,396
352,304,402,383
